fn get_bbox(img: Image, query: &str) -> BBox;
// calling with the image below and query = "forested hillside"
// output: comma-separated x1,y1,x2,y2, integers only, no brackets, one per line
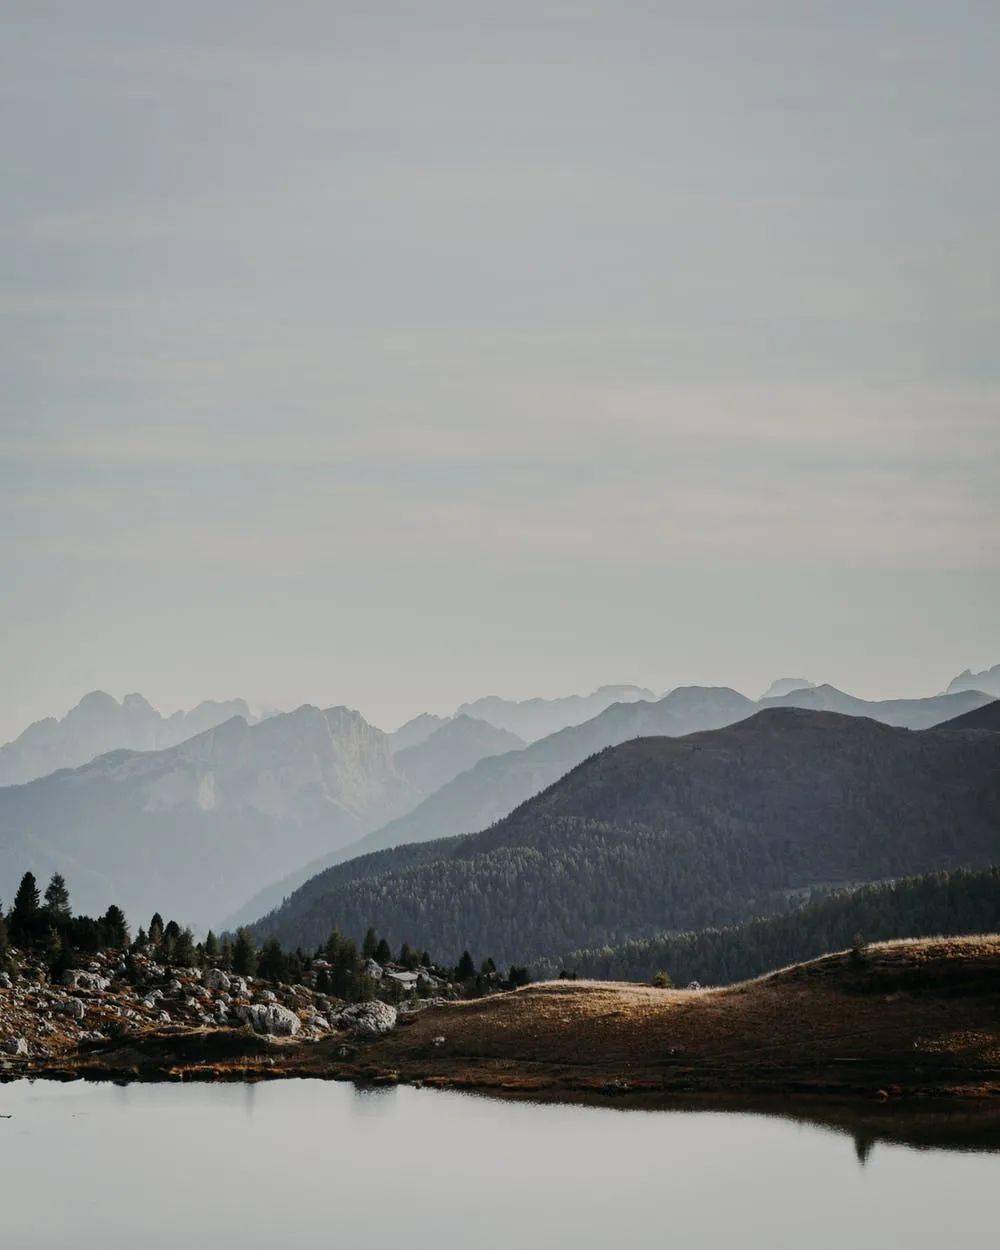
936,699,1000,732
249,710,1000,964
545,867,1000,985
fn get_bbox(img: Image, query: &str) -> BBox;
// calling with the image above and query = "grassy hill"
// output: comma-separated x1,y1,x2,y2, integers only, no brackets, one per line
249,709,1000,964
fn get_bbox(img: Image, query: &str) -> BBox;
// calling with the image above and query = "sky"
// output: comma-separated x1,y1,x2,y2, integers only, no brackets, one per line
2,1,998,740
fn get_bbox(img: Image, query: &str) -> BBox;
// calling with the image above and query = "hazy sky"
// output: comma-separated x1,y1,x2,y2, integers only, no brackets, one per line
2,2,998,739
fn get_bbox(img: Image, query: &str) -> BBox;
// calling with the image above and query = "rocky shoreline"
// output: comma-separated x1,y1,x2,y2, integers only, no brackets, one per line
4,937,1000,1117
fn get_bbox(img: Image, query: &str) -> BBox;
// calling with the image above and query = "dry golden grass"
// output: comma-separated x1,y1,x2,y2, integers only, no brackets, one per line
28,936,1000,1106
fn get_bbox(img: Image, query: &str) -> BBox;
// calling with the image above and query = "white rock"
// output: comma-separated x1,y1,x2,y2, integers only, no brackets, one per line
64,998,86,1020
2,1036,28,1055
334,1001,397,1037
233,1002,301,1037
60,970,109,992
202,968,231,993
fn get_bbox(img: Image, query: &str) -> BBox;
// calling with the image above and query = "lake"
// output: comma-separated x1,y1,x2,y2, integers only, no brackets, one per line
1,1079,996,1249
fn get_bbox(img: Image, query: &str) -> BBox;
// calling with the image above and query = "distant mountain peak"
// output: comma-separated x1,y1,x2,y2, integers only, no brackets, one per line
0,692,261,787
947,663,1000,699
760,677,816,700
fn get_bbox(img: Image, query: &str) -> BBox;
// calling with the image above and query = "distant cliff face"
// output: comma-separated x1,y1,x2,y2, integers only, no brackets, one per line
0,691,257,786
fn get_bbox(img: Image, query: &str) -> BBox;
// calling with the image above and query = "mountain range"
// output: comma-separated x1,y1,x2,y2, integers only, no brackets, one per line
2,676,996,936
248,706,1000,963
275,683,992,885
0,705,518,927
0,691,258,787
455,684,656,742
947,664,1000,699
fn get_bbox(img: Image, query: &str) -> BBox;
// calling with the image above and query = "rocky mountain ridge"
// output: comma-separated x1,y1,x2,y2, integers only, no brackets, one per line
0,691,259,787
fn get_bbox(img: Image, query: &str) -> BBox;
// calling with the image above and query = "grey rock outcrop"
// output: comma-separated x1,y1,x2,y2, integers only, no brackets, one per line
233,1002,301,1037
333,1000,397,1037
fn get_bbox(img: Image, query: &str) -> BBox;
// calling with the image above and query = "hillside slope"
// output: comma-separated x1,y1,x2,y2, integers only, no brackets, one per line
326,685,756,865
393,715,524,796
550,866,1000,985
758,683,992,729
936,699,1000,732
249,709,1000,963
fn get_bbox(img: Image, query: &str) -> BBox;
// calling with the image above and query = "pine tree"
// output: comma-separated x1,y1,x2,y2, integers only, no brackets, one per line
10,872,42,946
44,872,71,919
362,928,378,959
103,905,130,950
374,937,392,964
257,938,287,983
204,930,220,960
45,926,71,980
456,950,475,980
148,913,164,945
232,928,257,976
164,920,181,943
0,910,12,972
173,927,197,967
330,938,359,999
324,928,344,963
220,936,234,970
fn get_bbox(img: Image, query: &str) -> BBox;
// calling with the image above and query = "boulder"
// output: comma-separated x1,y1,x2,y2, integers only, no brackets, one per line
202,968,231,993
2,1037,28,1056
63,998,86,1020
0,972,12,989
60,970,109,992
233,1003,301,1037
334,1001,397,1037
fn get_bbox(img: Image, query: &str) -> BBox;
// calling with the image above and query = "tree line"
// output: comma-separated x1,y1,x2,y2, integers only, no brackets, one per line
0,869,529,1001
539,867,1000,986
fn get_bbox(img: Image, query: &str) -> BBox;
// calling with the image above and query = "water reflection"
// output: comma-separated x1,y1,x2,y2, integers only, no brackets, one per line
0,1079,996,1250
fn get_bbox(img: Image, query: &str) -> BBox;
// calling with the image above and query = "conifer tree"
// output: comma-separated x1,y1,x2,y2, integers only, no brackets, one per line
374,937,392,964
324,928,343,962
44,872,71,919
173,927,197,967
330,938,359,998
232,928,257,976
362,928,378,959
456,950,476,980
257,938,287,983
204,930,220,960
103,905,130,949
10,872,42,945
148,913,164,945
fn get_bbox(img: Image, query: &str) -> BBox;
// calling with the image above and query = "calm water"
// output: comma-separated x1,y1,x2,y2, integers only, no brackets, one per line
1,1080,996,1249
